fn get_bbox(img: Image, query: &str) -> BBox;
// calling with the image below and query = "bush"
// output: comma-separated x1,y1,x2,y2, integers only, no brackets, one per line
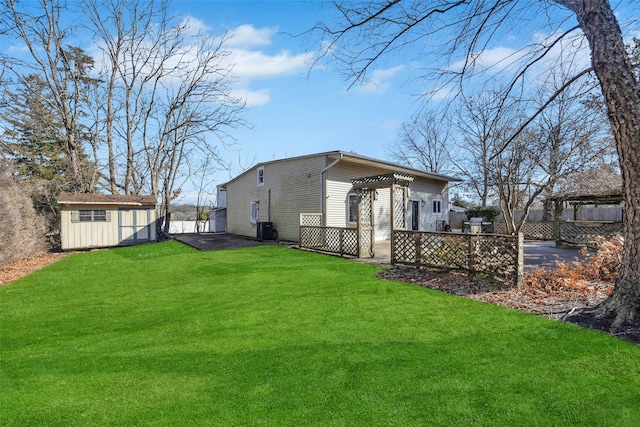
0,171,47,266
465,206,501,221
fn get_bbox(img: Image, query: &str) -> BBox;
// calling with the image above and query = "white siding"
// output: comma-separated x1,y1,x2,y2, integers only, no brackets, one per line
225,153,451,243
325,163,449,238
325,163,394,241
225,155,326,241
407,180,449,231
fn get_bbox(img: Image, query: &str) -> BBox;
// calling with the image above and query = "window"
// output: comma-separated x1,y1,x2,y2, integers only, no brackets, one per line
76,210,109,222
348,194,358,223
79,210,93,222
257,166,264,186
432,199,442,215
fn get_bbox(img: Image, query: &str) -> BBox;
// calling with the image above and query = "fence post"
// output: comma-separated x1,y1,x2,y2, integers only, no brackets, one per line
467,234,476,270
515,232,524,288
414,232,422,266
299,226,303,249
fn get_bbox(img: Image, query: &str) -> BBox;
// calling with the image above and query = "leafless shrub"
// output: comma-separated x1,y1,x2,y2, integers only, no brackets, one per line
0,166,47,267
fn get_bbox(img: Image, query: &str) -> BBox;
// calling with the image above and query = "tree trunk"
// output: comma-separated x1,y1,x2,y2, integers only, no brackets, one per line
557,0,640,327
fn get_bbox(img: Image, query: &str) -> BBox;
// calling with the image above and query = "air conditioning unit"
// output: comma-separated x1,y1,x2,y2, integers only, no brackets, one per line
257,221,275,241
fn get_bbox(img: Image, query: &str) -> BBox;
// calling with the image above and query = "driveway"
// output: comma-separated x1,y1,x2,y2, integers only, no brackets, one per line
173,233,276,251
524,241,585,271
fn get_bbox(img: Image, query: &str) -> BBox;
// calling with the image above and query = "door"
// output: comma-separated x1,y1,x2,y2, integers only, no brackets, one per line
410,200,420,231
119,209,150,244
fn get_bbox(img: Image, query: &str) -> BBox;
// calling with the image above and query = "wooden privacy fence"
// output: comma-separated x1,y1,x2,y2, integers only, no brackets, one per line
299,225,359,257
392,230,524,287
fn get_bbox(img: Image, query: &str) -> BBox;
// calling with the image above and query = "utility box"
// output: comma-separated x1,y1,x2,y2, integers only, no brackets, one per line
257,221,275,241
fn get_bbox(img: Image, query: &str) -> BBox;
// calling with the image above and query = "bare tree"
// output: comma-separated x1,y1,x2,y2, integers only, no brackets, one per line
81,0,245,229
533,72,615,220
388,110,454,175
2,0,98,192
317,0,640,327
452,91,507,207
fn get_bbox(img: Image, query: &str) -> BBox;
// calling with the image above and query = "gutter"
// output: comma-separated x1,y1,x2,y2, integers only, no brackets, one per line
320,153,343,225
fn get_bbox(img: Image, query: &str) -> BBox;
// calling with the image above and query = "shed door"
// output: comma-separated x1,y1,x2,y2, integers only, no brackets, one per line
119,209,150,244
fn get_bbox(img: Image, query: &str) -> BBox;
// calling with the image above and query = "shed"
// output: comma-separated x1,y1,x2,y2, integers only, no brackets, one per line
58,192,157,250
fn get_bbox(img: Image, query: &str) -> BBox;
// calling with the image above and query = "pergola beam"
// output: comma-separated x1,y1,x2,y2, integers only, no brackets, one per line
351,173,414,190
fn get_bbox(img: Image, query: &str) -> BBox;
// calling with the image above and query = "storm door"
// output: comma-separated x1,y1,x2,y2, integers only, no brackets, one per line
410,200,420,231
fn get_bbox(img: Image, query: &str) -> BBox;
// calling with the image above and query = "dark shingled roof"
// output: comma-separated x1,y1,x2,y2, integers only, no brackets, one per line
57,192,156,206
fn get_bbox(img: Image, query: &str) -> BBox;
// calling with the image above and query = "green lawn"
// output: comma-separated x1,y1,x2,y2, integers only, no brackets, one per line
1,241,639,426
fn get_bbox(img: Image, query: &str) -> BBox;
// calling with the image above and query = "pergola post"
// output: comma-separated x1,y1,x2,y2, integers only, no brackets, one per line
352,173,414,259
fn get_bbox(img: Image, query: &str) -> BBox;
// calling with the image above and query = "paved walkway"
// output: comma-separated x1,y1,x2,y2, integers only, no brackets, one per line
173,233,276,251
175,233,585,271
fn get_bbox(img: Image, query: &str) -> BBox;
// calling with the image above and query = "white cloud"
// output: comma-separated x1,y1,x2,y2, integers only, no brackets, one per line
228,48,312,79
181,16,212,36
449,46,521,72
356,65,404,94
227,24,277,48
231,88,272,107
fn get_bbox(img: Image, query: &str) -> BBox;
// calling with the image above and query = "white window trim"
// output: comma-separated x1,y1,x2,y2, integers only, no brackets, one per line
432,198,443,215
347,193,358,224
257,166,264,186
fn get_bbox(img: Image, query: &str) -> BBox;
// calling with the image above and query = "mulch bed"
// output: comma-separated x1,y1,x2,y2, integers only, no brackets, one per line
0,252,68,286
378,265,640,345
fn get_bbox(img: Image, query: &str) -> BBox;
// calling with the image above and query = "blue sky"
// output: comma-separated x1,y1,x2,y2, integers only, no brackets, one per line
166,0,637,194
168,1,424,182
3,1,637,204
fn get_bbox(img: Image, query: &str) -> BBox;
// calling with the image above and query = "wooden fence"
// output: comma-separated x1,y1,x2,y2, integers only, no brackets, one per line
392,230,523,287
299,225,359,257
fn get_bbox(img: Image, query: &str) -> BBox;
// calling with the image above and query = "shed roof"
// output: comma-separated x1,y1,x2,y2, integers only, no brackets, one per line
57,192,157,207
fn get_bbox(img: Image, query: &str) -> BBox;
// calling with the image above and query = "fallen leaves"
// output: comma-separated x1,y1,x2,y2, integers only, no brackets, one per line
0,252,67,285
379,236,623,320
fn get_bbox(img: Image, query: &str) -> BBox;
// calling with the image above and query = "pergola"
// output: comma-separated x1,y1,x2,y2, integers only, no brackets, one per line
351,172,414,257
550,191,624,221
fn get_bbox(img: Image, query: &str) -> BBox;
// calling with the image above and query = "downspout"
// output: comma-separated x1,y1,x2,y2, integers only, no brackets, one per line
320,153,343,226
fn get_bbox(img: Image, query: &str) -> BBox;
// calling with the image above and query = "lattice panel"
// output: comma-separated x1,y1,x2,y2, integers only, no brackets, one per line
392,231,417,264
470,235,518,282
299,226,358,257
300,213,322,227
392,230,521,286
493,221,553,239
419,233,467,269
561,222,624,245
358,191,373,227
358,190,374,257
393,185,406,230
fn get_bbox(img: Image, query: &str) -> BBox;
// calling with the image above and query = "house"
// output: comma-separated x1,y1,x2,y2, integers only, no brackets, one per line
218,151,459,243
58,192,157,250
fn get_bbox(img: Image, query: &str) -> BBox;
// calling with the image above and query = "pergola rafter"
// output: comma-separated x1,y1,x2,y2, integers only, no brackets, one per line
351,173,414,190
